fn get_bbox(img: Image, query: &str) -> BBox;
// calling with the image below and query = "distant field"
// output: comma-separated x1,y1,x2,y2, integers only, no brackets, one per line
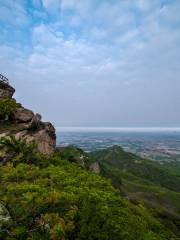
56,129,180,162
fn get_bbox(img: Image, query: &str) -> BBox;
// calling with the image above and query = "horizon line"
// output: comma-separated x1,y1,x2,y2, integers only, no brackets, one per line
55,126,180,132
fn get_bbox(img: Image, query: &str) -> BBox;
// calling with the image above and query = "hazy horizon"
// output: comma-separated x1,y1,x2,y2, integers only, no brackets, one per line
56,126,180,132
0,0,180,127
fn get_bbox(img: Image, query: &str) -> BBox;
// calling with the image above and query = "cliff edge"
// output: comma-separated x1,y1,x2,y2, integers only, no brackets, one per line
0,78,56,156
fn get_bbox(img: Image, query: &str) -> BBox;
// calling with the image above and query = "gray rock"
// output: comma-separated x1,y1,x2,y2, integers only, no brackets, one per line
0,80,56,156
0,203,11,224
14,122,56,155
13,107,34,123
89,162,100,174
0,81,15,99
25,124,56,155
29,113,42,129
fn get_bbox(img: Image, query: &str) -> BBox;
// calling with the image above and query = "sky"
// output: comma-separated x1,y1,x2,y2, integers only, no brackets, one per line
0,0,180,127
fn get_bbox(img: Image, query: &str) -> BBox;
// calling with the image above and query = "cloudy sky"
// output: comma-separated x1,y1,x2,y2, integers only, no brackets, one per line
0,0,180,127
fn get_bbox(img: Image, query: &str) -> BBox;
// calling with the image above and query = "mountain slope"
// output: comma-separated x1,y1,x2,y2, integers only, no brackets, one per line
90,145,180,236
91,145,180,192
0,142,176,239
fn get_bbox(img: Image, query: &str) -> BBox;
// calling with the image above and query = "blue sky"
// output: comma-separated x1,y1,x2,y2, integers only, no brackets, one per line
0,0,180,127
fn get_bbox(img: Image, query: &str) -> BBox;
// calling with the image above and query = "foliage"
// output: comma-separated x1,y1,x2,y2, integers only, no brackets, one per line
90,145,180,192
0,98,20,120
90,145,180,236
0,136,37,165
0,141,176,239
56,146,95,168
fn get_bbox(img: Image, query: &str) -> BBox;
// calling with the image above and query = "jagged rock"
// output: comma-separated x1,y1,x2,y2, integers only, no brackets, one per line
15,130,28,139
89,162,100,174
79,155,85,167
0,80,56,156
25,123,56,154
0,81,15,99
1,121,56,155
14,123,56,155
0,203,11,224
29,113,42,129
13,107,34,123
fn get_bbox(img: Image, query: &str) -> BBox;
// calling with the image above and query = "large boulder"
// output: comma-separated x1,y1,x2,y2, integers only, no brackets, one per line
28,113,42,129
0,81,15,99
14,122,56,155
0,79,56,156
30,126,56,154
13,107,34,123
89,162,100,174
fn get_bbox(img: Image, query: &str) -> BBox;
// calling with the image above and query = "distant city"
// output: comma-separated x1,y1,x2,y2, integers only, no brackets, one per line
57,127,180,163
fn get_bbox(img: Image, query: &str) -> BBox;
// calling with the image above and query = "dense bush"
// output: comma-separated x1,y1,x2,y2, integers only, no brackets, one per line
0,98,20,120
0,136,37,165
0,138,176,239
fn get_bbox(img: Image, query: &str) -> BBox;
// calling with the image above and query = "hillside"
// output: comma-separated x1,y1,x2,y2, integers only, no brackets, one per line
90,145,180,191
1,140,177,239
90,145,180,236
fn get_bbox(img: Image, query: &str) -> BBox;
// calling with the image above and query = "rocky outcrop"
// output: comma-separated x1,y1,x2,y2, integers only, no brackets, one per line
29,113,42,129
13,107,34,123
0,203,11,223
14,122,56,154
0,80,56,155
89,162,100,174
0,81,15,99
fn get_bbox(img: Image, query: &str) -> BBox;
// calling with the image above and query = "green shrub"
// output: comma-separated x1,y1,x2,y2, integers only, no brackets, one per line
0,98,20,120
0,136,38,165
0,141,176,239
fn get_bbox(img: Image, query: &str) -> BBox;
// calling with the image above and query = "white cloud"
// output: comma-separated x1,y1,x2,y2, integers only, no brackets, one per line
0,0,29,26
160,1,180,24
91,27,107,40
42,0,61,13
61,0,76,10
136,0,152,11
0,0,180,126
115,29,140,44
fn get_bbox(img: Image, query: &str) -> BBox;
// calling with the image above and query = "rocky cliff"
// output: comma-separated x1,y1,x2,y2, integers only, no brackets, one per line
0,79,56,156
0,80,15,99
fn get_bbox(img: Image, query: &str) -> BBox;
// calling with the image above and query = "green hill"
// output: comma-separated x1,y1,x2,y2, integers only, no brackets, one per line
90,145,180,236
90,145,180,192
0,138,177,239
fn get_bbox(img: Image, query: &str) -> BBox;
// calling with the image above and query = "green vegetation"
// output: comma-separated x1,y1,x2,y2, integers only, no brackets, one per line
0,98,20,120
90,145,180,237
56,145,95,169
0,136,37,165
91,145,180,192
0,138,177,239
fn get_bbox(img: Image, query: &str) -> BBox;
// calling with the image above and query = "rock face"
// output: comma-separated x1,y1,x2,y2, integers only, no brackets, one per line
29,113,42,129
0,80,56,155
0,203,11,223
89,162,100,174
0,81,15,99
13,107,34,123
14,122,56,154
